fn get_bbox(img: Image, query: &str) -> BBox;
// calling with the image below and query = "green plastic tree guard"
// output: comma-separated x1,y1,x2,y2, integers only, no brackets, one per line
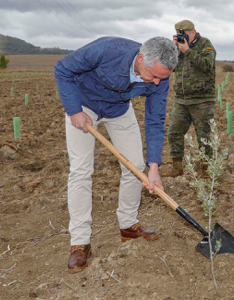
25,94,28,105
13,117,20,140
219,91,222,108
227,111,232,135
226,103,230,119
217,85,221,101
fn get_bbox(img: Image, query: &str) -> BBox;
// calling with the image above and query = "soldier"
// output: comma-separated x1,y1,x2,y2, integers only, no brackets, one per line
164,20,216,178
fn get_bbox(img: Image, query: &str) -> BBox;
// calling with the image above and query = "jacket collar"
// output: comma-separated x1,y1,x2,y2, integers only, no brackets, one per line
119,47,140,77
118,47,140,90
189,32,201,48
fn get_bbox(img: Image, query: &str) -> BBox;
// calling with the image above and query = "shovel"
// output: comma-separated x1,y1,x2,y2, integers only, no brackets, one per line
87,123,234,258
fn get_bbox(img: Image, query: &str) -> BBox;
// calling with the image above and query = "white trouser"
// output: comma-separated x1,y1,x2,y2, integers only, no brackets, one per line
66,103,145,245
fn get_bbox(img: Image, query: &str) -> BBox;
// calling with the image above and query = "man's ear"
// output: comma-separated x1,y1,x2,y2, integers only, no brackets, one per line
191,29,196,36
137,53,143,63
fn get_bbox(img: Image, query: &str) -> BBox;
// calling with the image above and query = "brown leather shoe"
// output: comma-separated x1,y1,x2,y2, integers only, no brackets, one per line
120,223,159,242
68,244,91,274
162,158,183,178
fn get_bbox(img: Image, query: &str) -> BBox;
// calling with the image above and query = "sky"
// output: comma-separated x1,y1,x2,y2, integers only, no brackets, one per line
0,0,233,60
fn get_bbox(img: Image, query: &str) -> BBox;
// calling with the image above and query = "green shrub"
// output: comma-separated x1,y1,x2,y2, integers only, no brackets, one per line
0,54,9,69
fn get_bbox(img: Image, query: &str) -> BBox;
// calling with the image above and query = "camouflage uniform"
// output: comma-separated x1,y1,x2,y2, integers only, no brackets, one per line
168,32,216,158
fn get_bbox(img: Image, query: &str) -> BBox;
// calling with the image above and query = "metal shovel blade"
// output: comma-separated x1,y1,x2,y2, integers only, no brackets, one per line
196,223,234,258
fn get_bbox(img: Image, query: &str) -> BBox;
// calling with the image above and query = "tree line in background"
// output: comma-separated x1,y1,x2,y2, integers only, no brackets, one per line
222,64,234,72
0,33,73,55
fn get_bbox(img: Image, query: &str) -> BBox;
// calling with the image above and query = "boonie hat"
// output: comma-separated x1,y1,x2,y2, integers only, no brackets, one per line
175,20,195,31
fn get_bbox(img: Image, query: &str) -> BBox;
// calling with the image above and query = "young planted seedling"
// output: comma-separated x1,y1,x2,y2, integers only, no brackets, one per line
185,119,229,289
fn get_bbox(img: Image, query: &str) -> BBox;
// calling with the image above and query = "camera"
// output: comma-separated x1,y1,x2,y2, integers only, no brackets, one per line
177,29,189,44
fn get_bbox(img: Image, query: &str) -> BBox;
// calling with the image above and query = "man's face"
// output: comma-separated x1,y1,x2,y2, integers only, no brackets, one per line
135,53,172,85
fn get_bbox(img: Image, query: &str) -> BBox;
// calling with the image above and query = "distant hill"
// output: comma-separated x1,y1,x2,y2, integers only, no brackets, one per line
0,34,73,55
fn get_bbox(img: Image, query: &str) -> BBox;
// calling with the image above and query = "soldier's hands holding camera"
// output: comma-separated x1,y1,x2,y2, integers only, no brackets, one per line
173,29,190,53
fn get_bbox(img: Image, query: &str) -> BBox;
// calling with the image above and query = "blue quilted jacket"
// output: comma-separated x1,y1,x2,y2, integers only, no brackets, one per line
54,36,170,166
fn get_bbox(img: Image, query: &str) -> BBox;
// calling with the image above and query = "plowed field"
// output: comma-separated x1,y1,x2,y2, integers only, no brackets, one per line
0,57,234,300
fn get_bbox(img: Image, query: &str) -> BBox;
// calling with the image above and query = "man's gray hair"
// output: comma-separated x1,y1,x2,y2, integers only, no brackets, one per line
140,37,178,70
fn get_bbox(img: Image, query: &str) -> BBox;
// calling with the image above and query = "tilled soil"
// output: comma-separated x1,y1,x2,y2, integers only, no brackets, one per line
0,59,234,300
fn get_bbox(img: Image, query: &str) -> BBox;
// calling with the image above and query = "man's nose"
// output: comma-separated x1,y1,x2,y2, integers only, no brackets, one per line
153,78,161,85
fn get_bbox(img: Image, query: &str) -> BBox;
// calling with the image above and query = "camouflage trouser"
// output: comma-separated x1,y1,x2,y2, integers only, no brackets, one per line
168,101,215,158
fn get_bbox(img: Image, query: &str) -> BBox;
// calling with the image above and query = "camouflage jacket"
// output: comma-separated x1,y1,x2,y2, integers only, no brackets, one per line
173,33,216,105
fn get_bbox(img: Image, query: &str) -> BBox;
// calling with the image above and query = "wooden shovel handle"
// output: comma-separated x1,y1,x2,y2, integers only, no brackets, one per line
87,123,179,211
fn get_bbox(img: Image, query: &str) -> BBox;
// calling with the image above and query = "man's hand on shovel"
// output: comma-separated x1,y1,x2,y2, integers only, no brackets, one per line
70,112,93,133
143,162,164,192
